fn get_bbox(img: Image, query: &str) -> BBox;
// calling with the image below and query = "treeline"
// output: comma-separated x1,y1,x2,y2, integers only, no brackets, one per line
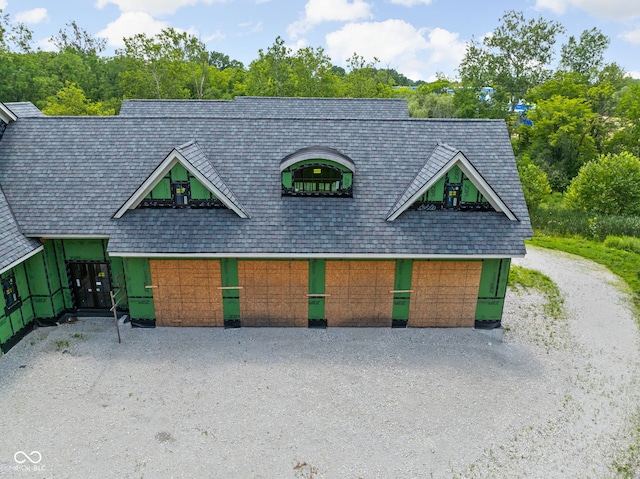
1,10,640,216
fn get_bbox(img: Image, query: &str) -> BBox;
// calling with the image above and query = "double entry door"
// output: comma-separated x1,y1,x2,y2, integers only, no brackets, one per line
69,262,112,309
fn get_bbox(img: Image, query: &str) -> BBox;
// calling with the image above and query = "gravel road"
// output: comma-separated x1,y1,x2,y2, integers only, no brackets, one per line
0,246,639,479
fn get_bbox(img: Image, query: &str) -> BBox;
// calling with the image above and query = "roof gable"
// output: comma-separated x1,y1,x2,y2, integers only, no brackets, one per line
114,140,250,219
386,143,517,221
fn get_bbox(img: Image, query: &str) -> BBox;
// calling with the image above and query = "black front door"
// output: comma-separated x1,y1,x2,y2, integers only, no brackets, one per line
69,262,112,309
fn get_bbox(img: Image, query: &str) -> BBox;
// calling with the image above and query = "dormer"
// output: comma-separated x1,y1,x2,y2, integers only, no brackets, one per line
387,143,516,221
114,140,249,219
281,146,354,197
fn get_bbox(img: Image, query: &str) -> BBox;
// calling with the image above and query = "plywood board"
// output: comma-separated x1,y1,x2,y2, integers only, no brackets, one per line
408,261,482,328
325,261,395,327
238,260,308,327
150,260,224,327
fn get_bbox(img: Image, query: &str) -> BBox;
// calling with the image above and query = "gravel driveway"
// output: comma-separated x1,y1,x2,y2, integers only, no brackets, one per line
1,246,639,478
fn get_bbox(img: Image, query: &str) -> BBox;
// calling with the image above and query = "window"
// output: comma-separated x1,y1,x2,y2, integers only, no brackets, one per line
410,167,495,212
2,274,21,314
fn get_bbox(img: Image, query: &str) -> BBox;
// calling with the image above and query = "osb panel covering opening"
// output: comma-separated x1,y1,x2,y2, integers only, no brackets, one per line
408,261,482,328
237,260,309,327
150,260,224,327
325,261,395,327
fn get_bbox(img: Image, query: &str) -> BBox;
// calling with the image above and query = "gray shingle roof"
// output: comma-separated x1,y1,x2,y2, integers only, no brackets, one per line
5,102,45,118
0,99,532,258
387,143,459,219
120,96,410,119
0,185,42,274
174,140,250,217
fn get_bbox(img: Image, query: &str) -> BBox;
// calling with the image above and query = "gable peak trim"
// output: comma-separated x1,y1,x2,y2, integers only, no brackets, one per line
280,146,355,173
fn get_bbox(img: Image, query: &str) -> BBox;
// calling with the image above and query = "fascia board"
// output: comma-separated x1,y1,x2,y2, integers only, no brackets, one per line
109,251,524,259
0,103,18,123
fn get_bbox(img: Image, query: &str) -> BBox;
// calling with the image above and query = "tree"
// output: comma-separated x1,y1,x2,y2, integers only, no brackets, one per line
459,10,565,111
52,21,106,55
42,82,115,116
559,28,609,81
564,152,640,216
608,81,640,158
118,28,204,99
0,10,34,53
516,156,552,208
514,95,598,190
246,37,342,97
344,54,393,98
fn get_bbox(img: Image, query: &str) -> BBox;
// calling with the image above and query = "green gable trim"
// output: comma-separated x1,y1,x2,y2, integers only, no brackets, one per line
144,163,219,204
412,165,492,211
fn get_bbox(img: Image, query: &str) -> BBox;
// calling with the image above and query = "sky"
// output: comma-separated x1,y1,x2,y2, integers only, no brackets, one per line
2,0,639,82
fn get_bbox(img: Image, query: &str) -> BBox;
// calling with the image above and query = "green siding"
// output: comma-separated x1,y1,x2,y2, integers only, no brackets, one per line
343,172,353,189
476,258,511,321
149,177,172,199
171,162,188,181
190,177,213,200
475,298,506,320
220,258,240,321
308,259,326,320
448,165,463,183
129,297,155,319
25,254,50,296
62,239,106,261
392,259,412,321
110,256,128,308
427,177,445,201
123,258,153,298
282,171,292,189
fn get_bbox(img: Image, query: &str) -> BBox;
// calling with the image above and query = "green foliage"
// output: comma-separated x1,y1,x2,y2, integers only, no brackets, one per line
530,206,640,240
603,236,640,255
559,27,609,80
564,152,640,216
459,10,564,110
42,82,115,116
517,157,552,208
515,95,598,190
344,54,393,98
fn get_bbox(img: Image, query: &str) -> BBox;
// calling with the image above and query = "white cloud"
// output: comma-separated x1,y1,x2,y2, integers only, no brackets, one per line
287,0,373,38
628,71,640,79
389,0,432,6
0,0,8,10
325,20,465,81
15,8,48,24
96,12,170,49
536,0,640,21
621,27,640,45
95,0,228,17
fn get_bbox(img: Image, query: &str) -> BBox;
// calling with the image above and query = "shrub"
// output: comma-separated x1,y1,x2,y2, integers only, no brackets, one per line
530,207,640,240
564,151,640,216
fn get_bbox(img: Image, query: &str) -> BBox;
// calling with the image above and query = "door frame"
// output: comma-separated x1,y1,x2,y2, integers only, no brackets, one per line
67,261,113,311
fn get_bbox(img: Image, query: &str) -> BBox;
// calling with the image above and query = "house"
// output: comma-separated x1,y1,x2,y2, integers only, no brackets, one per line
0,97,531,352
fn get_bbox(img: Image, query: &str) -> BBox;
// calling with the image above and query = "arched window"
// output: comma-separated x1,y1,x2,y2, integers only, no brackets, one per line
281,147,354,197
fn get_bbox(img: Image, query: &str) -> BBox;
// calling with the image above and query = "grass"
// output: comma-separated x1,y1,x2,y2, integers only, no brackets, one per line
508,265,564,320
528,234,640,317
